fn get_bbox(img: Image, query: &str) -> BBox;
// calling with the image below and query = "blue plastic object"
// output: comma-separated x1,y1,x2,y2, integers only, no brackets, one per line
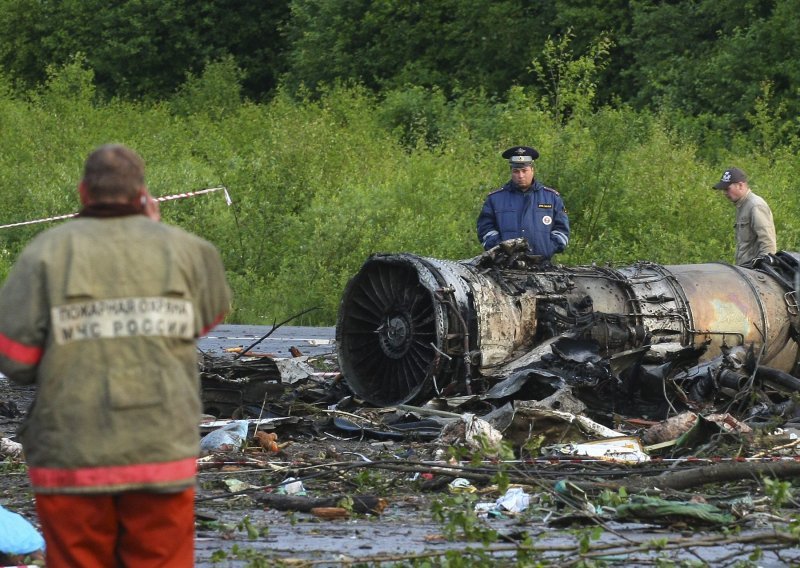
0,505,45,555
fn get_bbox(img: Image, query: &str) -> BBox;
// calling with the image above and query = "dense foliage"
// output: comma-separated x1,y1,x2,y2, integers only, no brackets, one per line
1,58,798,325
0,0,290,101
1,0,798,142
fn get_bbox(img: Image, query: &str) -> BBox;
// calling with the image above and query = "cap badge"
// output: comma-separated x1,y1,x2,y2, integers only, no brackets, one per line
722,171,732,182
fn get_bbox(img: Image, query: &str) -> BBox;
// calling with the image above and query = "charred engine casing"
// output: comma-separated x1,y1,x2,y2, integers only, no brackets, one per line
336,246,800,406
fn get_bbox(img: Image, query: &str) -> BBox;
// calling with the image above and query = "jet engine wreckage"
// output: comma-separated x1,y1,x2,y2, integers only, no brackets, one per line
336,239,800,428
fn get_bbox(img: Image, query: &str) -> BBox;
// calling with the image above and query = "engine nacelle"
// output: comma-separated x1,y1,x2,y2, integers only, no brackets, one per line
336,244,800,407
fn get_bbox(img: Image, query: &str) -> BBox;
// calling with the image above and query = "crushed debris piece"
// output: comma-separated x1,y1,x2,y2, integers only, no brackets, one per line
0,437,23,459
199,420,249,456
223,478,260,493
448,478,477,494
199,417,298,432
463,413,504,453
544,436,650,463
254,494,387,515
275,478,306,496
253,431,279,452
615,495,735,525
311,507,349,519
275,357,316,384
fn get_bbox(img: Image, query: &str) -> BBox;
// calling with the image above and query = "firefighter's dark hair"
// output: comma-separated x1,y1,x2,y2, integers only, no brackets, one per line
81,144,145,201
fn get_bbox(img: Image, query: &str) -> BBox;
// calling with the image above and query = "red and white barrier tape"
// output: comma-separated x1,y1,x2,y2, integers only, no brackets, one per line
0,186,231,230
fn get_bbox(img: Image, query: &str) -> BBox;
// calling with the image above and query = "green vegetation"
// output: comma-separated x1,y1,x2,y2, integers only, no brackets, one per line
2,0,799,139
2,56,800,325
1,1,799,326
209,543,271,567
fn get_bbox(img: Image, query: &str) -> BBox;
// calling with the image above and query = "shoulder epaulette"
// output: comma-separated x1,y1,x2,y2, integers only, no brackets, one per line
487,186,505,196
542,185,561,196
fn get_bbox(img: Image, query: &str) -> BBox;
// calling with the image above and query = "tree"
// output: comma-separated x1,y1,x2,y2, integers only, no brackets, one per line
0,0,289,100
282,0,541,96
625,0,800,136
546,0,635,105
529,29,613,124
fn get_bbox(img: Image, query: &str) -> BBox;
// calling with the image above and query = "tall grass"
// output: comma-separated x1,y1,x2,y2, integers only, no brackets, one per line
1,60,799,325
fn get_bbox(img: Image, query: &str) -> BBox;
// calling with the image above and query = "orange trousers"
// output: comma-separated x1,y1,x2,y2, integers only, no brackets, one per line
35,488,195,568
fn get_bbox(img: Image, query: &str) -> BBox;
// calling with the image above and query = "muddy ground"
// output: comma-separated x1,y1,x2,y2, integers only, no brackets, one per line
2,326,800,567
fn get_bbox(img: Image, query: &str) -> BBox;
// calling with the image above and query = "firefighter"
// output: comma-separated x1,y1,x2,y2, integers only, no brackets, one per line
0,144,231,567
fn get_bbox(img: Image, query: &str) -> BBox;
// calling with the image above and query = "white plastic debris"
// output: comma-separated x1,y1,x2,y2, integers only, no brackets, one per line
199,420,249,456
474,487,531,517
474,502,496,517
494,486,531,513
275,477,306,496
448,478,477,494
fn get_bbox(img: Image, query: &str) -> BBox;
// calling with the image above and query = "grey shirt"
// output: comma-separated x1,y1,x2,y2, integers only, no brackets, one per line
734,190,776,266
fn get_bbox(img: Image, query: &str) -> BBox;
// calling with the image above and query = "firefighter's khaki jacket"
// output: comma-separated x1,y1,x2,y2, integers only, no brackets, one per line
0,214,231,494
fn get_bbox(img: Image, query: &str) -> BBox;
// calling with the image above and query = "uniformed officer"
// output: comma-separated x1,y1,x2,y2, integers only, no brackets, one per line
477,145,570,259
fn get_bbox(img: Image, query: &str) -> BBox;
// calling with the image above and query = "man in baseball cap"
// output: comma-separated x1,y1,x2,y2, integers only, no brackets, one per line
713,167,748,190
712,166,776,266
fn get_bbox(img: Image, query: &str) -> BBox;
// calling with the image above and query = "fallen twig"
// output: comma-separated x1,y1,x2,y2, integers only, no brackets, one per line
234,306,320,359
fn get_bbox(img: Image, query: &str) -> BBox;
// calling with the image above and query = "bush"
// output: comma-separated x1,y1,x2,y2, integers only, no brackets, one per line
1,74,798,325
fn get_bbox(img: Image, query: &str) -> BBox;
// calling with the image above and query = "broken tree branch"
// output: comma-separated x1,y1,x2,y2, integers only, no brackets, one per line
572,460,800,493
253,493,387,514
234,306,320,359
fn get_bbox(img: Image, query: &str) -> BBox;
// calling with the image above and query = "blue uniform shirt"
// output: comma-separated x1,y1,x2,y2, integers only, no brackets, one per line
477,179,570,259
